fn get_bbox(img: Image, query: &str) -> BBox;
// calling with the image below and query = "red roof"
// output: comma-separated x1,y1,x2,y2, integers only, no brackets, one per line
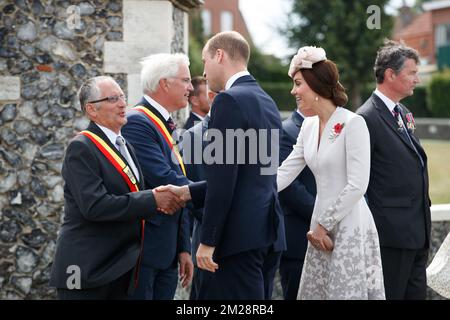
395,12,433,38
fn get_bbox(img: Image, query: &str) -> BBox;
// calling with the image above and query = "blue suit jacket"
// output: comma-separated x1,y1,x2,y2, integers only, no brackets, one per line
183,111,202,130
189,75,286,259
179,119,209,265
279,111,316,260
122,99,191,269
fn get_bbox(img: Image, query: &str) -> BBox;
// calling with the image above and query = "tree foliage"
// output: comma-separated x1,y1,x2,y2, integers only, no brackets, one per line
284,0,393,109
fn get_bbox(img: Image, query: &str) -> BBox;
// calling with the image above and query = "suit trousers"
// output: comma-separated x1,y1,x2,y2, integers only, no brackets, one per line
279,257,305,300
381,246,428,300
196,245,281,300
56,269,133,300
130,265,178,300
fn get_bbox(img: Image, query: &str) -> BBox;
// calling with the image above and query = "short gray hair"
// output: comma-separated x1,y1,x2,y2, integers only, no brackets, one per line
78,76,115,113
140,53,190,94
374,39,419,84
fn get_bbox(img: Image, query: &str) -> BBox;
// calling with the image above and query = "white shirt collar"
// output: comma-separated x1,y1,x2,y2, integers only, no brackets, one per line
144,94,171,121
95,123,121,148
225,70,250,90
374,88,397,113
191,111,205,121
296,109,305,118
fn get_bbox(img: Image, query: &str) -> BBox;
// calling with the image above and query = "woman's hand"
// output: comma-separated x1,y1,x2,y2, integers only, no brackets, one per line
307,224,334,252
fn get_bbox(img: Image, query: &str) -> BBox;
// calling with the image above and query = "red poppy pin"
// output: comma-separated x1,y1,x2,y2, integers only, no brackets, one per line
329,122,345,141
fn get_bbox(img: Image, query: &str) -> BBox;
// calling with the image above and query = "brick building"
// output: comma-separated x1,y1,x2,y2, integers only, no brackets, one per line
200,0,252,41
394,0,450,66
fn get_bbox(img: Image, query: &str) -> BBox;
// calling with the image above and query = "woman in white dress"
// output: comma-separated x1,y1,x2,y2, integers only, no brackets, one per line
277,46,385,300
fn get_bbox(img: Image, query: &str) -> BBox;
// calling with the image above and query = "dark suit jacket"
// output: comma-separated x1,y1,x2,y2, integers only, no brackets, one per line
357,93,431,249
49,122,157,289
279,111,316,260
183,112,202,130
189,75,286,259
179,120,209,265
122,99,191,269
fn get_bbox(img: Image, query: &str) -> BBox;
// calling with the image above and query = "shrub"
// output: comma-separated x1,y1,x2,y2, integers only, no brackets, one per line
403,86,430,117
260,82,296,111
428,70,450,118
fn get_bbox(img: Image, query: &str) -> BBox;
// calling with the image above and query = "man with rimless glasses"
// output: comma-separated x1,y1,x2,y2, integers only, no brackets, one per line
49,76,185,299
122,53,194,300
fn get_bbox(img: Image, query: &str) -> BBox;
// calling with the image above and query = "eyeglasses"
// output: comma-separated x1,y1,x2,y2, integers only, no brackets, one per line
169,77,192,84
88,94,126,104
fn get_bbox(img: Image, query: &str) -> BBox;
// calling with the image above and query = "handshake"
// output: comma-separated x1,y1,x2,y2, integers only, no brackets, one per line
152,184,192,214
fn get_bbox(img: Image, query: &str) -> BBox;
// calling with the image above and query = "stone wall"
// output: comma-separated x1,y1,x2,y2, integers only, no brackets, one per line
0,0,199,299
0,0,127,300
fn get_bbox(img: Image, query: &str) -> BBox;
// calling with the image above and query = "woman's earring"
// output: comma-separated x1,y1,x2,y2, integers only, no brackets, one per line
315,96,319,101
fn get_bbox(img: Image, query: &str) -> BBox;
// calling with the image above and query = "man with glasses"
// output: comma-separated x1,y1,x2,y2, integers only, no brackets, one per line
122,53,194,300
49,76,185,299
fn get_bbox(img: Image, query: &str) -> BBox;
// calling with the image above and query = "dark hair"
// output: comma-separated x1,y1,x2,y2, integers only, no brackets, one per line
206,31,250,64
301,60,348,106
189,76,207,102
374,39,419,84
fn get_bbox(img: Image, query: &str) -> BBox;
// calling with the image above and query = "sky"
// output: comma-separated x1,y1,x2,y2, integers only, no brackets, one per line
239,0,417,60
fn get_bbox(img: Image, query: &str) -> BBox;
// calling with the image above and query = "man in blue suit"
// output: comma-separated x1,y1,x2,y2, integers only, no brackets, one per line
183,76,210,131
179,88,216,300
122,53,194,300
278,105,316,300
163,31,286,299
183,76,212,238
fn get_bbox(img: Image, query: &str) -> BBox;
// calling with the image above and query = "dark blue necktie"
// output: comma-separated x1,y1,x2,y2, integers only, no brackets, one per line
167,117,177,133
393,105,424,167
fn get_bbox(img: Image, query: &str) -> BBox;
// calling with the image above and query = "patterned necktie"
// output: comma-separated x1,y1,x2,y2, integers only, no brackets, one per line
392,105,400,119
116,136,140,180
167,117,177,133
393,105,424,167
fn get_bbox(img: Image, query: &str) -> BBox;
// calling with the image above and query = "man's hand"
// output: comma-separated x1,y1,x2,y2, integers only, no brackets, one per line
155,184,192,202
152,189,185,214
178,252,194,288
196,244,219,273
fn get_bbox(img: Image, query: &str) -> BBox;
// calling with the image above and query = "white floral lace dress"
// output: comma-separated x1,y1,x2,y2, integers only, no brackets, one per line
277,107,385,300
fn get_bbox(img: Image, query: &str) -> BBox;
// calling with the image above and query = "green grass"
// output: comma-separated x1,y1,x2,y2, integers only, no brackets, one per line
422,140,450,204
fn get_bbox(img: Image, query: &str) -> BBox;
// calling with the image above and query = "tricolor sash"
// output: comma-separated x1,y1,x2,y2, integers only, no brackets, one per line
133,106,187,176
80,130,139,191
80,130,145,288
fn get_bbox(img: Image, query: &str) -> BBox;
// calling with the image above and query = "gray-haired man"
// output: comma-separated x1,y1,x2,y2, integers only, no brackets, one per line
357,40,431,300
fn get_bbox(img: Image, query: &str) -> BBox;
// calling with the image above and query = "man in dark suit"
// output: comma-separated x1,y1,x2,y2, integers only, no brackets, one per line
183,76,212,237
183,76,210,130
162,31,286,299
49,76,183,299
122,53,194,300
357,40,431,300
179,88,216,300
278,106,316,300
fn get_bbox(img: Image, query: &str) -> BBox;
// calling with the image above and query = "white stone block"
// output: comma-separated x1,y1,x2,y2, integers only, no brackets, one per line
123,0,173,43
127,73,142,107
104,0,174,74
104,41,170,74
0,76,21,100
431,204,450,222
